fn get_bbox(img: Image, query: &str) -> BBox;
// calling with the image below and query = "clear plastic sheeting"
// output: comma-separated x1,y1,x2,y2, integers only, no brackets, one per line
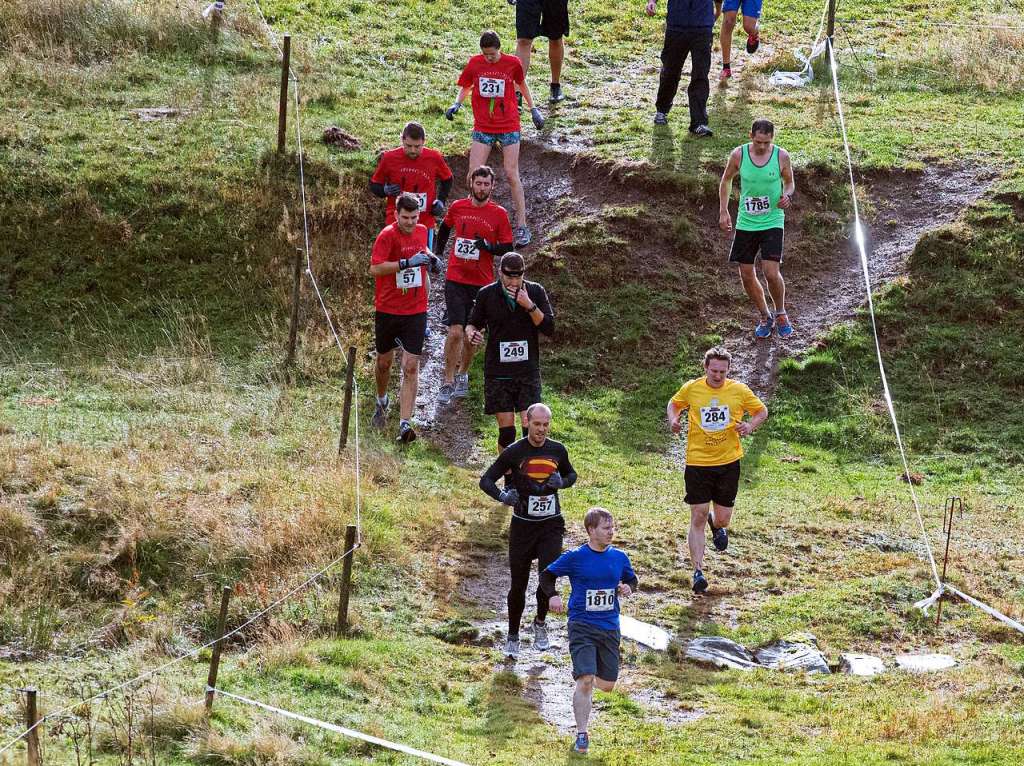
768,2,829,87
839,653,886,676
684,637,759,670
620,615,672,651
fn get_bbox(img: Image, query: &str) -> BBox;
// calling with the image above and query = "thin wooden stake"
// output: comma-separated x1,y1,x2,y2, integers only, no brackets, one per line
25,687,41,766
336,525,358,636
827,0,836,45
204,586,232,713
284,247,303,377
936,497,963,627
277,35,292,153
338,347,357,453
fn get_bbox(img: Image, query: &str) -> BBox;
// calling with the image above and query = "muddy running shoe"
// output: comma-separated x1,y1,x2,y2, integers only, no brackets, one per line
372,395,389,429
453,372,470,398
689,124,714,137
746,32,760,54
754,316,775,339
514,225,532,247
719,65,732,82
653,111,669,126
776,315,795,338
573,732,589,754
437,382,455,405
709,516,729,552
693,569,709,594
396,420,416,444
550,82,565,103
533,620,550,651
504,636,521,659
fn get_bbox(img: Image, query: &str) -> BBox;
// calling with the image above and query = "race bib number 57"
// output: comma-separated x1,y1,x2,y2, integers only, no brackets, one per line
700,405,730,432
396,267,422,289
585,588,615,612
743,195,772,215
478,76,505,97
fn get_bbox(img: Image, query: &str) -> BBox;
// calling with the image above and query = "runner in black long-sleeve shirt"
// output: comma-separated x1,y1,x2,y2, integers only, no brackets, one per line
466,252,554,455
480,402,576,659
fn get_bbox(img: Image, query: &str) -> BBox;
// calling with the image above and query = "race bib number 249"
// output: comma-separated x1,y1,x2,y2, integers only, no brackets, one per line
499,340,528,362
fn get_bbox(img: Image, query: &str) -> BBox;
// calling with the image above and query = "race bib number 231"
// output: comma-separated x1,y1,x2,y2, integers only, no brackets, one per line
478,76,506,97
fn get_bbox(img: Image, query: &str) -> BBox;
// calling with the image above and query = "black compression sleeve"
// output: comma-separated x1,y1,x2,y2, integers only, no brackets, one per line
480,451,513,501
533,285,555,337
539,570,558,598
436,177,453,203
435,223,452,256
369,180,387,198
622,573,639,590
490,241,514,257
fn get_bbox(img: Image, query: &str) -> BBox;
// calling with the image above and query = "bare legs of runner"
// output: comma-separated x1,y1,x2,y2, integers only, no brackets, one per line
468,141,527,228
573,675,616,734
375,348,420,421
737,261,786,318
687,502,734,572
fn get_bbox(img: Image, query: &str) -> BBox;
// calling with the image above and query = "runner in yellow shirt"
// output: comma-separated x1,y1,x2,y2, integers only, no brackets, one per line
667,346,768,593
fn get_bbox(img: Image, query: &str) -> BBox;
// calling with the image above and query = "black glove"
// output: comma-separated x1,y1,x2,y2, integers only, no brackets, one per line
402,252,431,269
544,471,564,490
531,107,544,130
383,183,401,196
445,103,462,121
499,488,519,507
474,237,494,253
431,199,446,218
428,254,443,276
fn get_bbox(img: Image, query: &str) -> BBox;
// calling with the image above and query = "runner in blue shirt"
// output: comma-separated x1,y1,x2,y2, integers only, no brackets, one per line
540,507,639,755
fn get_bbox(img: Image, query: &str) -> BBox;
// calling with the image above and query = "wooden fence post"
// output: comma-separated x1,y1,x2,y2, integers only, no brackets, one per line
204,586,232,713
335,525,358,636
277,35,292,153
25,687,41,766
337,347,357,453
284,247,303,377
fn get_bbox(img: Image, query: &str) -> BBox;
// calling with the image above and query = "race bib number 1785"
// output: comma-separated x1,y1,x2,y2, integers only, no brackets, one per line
743,195,771,215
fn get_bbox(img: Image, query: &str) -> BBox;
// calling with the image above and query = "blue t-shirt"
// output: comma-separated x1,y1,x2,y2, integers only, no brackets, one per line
545,544,637,632
666,0,718,30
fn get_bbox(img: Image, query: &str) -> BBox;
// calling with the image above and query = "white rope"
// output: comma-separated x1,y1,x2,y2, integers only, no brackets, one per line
943,585,1024,635
825,40,943,589
209,687,473,766
768,0,829,87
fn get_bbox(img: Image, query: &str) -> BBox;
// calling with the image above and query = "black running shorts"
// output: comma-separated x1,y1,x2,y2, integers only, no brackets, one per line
443,280,482,328
684,460,741,507
484,373,542,415
729,227,784,264
516,0,570,41
374,311,427,356
568,621,621,682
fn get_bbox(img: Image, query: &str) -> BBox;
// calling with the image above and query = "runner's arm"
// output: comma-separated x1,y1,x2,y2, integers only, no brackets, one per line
667,398,686,433
527,284,554,335
778,149,796,208
479,452,514,501
736,405,768,436
368,180,388,198
434,222,452,257
557,450,578,490
539,570,558,598
436,177,453,204
719,148,741,216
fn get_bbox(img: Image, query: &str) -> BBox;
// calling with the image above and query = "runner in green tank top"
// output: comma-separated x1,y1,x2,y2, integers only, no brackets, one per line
719,119,796,338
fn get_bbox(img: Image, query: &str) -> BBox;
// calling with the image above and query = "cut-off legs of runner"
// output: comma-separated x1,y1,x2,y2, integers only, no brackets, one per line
375,348,420,427
737,260,786,323
468,141,527,231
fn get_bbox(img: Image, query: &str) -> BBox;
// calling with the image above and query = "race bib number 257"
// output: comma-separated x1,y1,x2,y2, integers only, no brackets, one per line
527,495,556,517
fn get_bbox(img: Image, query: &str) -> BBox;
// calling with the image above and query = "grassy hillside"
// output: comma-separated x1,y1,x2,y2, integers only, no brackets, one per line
2,0,1023,764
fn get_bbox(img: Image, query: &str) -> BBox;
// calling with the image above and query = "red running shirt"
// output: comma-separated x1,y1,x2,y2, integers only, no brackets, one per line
457,54,524,134
371,147,453,229
443,199,513,286
371,223,430,315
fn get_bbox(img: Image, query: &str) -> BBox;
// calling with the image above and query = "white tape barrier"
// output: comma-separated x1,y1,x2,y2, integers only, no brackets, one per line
768,1,829,87
209,688,473,766
826,40,1024,636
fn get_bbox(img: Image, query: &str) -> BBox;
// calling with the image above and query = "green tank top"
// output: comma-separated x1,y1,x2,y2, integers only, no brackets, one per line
736,144,784,231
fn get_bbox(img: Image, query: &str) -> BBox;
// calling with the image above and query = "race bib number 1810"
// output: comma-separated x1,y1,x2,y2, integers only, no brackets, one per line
585,588,615,612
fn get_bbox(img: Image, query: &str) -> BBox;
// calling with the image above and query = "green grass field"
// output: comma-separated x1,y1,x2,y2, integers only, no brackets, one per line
2,0,1023,763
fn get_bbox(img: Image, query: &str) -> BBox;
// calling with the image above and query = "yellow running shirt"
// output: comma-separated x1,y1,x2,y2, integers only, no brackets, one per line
670,377,766,466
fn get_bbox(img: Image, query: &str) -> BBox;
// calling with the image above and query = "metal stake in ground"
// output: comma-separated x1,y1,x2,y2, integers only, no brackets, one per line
277,35,292,153
827,0,836,45
23,687,40,766
936,496,964,627
338,347,357,453
285,247,303,378
336,525,358,636
204,585,233,712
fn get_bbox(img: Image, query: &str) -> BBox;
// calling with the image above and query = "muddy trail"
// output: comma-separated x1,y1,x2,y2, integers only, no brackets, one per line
419,141,994,729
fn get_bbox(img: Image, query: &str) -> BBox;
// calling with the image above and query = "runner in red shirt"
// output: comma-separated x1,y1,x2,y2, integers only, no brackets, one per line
432,165,515,405
369,122,454,230
445,30,544,249
369,193,442,443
